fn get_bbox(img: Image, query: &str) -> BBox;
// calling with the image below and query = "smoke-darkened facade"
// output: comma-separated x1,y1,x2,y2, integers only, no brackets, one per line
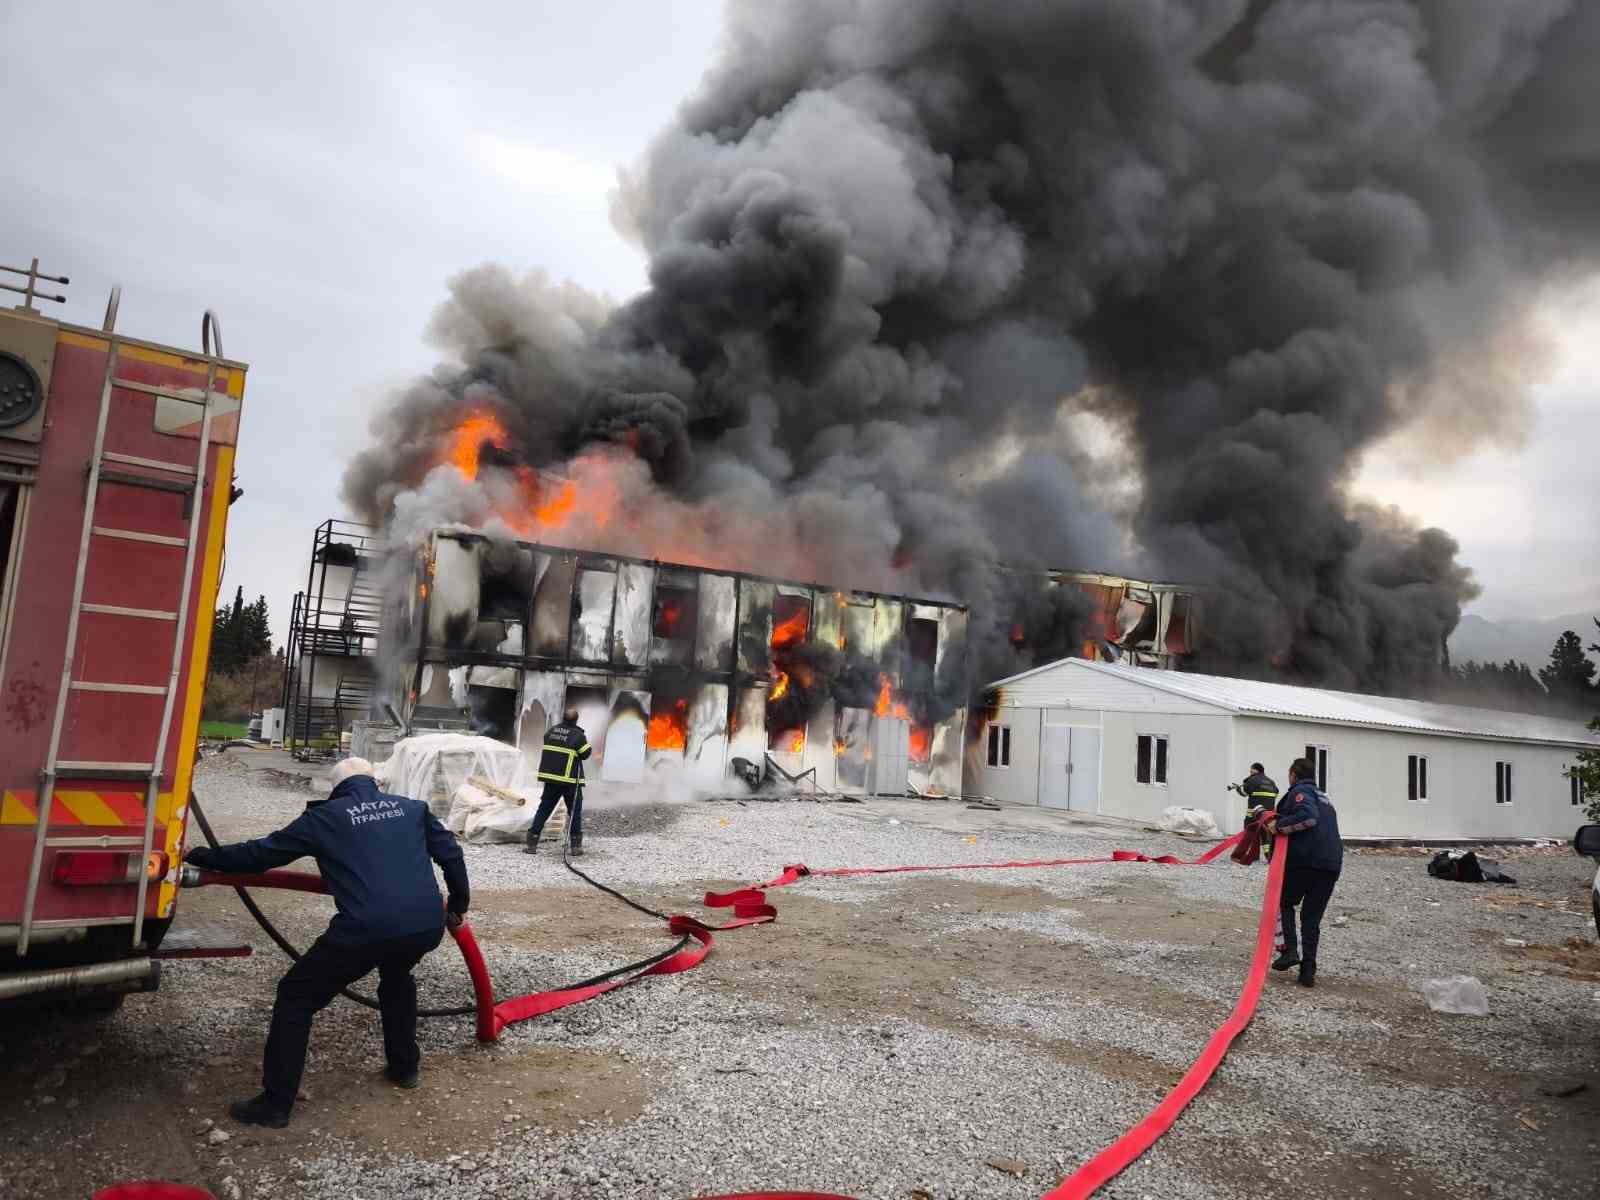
384,529,970,796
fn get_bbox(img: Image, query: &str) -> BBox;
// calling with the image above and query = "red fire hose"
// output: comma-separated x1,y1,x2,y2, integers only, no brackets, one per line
193,826,1284,1199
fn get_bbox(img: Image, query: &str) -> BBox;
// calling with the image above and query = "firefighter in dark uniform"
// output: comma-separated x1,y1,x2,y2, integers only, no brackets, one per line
1265,757,1344,988
525,705,591,856
1233,762,1280,814
183,757,470,1128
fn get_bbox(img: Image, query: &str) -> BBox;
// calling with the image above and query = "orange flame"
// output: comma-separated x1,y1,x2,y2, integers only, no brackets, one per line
833,738,847,756
771,608,809,649
646,698,689,751
788,730,805,753
445,411,510,479
909,725,932,763
771,671,790,701
873,675,912,721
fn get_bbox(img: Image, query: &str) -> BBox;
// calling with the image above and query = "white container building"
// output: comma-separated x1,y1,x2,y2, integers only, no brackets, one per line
969,659,1596,839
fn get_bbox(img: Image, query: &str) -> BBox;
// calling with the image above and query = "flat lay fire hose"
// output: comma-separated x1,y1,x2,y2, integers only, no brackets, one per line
188,789,1286,1197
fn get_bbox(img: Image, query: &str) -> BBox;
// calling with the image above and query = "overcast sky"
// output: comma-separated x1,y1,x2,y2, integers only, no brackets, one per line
9,1,1596,645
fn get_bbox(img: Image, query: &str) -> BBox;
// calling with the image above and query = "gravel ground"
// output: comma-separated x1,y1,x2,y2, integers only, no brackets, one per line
3,750,1598,1200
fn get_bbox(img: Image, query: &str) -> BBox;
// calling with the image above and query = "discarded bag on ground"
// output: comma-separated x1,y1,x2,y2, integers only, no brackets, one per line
1421,974,1490,1016
1426,850,1516,885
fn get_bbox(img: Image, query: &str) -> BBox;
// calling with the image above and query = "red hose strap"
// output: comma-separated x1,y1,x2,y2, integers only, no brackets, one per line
490,919,713,1031
446,920,500,1043
1040,833,1288,1198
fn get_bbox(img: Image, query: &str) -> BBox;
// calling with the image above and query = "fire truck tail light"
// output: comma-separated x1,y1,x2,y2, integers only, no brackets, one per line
53,851,133,885
51,851,168,886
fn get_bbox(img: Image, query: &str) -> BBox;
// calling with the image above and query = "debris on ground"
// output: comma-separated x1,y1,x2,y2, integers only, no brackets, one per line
1422,975,1490,1016
985,1156,1027,1178
1427,850,1516,884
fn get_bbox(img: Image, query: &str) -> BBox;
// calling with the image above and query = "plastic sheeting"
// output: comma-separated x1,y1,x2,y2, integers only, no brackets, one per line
1158,806,1220,838
445,779,544,844
375,733,534,816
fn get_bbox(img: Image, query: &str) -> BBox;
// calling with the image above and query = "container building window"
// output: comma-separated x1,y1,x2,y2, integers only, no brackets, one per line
1137,734,1168,785
1407,754,1428,802
986,724,1011,768
1303,745,1330,791
1495,761,1513,805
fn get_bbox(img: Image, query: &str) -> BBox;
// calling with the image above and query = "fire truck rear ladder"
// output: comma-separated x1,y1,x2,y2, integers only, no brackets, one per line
15,312,225,957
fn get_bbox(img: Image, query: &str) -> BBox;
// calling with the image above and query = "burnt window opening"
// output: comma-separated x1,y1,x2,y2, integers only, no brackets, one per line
478,555,532,621
645,680,693,753
771,593,811,651
769,724,806,754
907,617,938,668
467,685,518,744
652,583,697,641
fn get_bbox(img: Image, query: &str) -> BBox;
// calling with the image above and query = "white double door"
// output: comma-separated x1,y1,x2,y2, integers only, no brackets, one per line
1039,723,1101,812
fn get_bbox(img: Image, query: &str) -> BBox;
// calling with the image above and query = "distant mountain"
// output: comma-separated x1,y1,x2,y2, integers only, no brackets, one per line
1449,612,1598,671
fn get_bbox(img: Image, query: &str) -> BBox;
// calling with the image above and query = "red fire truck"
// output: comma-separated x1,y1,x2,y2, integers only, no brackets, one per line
0,257,247,1010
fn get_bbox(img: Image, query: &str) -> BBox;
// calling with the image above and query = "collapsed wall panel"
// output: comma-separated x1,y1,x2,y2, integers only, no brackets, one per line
517,669,566,757
613,562,654,667
686,682,730,786
572,562,618,662
601,688,649,783
531,552,576,656
735,579,775,674
697,574,737,672
803,698,838,790
428,538,481,648
728,685,768,769
834,707,873,796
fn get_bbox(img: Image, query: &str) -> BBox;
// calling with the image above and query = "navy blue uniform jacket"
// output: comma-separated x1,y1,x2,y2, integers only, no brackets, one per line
1275,780,1344,873
186,775,470,944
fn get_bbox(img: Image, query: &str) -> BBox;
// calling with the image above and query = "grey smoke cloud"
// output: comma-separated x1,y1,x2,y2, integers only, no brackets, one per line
344,0,1600,695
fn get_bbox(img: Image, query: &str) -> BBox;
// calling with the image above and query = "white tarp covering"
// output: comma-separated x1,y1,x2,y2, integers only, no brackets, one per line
1157,806,1220,838
445,778,546,844
375,733,533,816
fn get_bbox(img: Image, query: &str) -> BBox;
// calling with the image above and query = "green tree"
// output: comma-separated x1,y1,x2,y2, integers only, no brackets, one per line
209,587,273,676
1538,629,1597,711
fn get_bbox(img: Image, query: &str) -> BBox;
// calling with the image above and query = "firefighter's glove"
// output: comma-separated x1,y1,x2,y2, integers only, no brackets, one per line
445,911,465,929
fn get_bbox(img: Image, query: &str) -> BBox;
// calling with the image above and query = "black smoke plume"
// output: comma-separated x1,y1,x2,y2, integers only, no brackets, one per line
345,0,1600,699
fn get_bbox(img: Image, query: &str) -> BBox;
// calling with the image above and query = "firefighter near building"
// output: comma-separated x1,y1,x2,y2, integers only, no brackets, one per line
0,258,247,1008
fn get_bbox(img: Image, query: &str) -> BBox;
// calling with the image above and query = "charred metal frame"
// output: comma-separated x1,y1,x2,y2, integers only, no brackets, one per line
281,519,383,757
392,528,971,795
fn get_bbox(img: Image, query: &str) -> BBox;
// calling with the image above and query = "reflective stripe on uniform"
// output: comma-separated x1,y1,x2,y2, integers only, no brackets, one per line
538,745,580,784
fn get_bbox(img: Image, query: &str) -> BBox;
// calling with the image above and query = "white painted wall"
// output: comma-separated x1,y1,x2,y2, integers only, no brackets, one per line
972,707,1044,806
1237,716,1587,840
1098,710,1237,827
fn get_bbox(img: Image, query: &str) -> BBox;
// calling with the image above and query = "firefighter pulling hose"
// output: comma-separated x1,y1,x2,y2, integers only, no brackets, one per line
181,758,471,1127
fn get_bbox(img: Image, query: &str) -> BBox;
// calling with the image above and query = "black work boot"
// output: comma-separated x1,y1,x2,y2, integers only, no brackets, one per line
229,1093,291,1128
1298,961,1317,988
385,1062,420,1089
1271,952,1301,972
522,839,538,856
569,843,584,858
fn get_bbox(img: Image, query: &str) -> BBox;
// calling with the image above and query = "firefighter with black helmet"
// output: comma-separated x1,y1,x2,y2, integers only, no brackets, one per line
525,705,591,856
